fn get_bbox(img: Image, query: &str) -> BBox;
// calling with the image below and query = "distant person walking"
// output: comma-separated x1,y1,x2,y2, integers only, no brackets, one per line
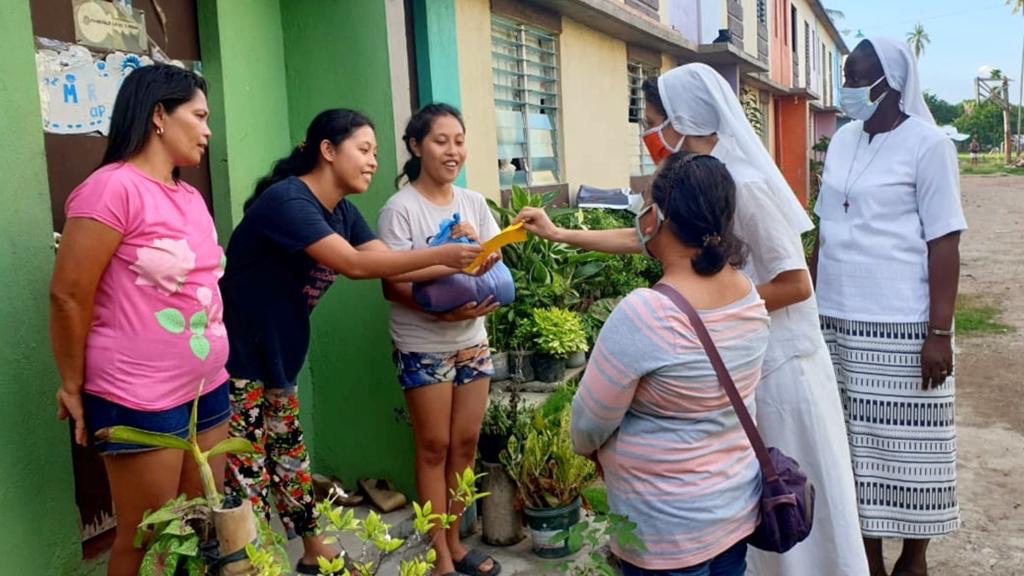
969,138,980,166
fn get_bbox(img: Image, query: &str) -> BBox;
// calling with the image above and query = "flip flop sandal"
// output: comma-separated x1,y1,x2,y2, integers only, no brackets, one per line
358,477,407,513
453,548,501,576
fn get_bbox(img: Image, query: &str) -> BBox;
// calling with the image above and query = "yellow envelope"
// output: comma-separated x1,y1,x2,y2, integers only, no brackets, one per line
463,221,528,272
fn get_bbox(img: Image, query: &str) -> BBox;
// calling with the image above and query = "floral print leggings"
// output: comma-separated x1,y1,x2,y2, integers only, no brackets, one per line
225,378,318,539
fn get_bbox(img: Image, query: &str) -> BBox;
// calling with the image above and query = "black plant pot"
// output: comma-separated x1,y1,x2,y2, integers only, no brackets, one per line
478,432,510,463
532,353,566,383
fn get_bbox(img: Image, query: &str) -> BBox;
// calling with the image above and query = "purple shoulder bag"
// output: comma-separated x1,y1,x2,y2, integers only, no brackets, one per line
652,283,815,553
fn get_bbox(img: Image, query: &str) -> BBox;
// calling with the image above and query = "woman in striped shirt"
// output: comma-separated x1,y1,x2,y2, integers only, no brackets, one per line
571,153,770,576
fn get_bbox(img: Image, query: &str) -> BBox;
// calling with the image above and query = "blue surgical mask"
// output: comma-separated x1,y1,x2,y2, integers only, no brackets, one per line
839,76,888,121
634,202,665,257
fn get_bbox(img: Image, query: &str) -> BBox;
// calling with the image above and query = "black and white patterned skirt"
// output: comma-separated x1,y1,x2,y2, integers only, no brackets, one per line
821,316,960,539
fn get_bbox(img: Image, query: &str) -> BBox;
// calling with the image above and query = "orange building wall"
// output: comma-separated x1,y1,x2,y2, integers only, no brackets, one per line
775,95,809,204
771,0,792,87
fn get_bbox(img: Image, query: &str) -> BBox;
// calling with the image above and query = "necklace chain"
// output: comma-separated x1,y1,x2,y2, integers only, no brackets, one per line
842,115,906,213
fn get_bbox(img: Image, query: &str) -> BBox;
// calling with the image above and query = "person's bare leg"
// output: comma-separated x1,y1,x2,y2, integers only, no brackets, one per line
446,378,493,573
893,538,930,576
406,382,456,575
104,449,185,576
864,537,888,576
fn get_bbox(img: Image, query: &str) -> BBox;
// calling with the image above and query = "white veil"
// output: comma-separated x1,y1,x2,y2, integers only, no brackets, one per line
658,63,814,234
867,37,936,125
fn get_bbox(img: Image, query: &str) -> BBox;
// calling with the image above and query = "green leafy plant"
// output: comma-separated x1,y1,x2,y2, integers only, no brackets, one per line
527,307,589,358
248,468,488,576
502,404,596,509
100,381,269,575
554,513,645,575
741,87,765,138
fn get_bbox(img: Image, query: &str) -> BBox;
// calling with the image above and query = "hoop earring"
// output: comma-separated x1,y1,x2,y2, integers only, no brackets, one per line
156,126,164,136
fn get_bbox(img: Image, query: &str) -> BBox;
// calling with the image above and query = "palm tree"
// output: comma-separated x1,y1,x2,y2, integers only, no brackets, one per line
906,23,930,59
1008,0,1023,14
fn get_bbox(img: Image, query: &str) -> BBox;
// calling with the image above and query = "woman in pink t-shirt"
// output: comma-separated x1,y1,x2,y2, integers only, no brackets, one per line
49,64,228,576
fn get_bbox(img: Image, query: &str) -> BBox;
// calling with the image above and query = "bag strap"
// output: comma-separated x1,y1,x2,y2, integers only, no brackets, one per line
652,283,779,481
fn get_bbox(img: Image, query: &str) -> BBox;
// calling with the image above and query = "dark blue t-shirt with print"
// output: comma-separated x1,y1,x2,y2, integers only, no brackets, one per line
220,176,376,388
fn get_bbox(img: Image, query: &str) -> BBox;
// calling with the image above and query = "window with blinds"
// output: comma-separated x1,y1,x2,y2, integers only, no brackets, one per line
491,16,561,188
628,60,659,177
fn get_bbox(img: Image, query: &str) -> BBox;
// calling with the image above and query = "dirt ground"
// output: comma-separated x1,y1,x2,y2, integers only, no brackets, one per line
893,174,1024,576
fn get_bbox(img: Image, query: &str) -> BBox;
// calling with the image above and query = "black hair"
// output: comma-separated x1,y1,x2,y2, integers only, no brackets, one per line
641,76,667,120
395,103,466,188
247,108,374,210
650,153,746,276
101,64,207,169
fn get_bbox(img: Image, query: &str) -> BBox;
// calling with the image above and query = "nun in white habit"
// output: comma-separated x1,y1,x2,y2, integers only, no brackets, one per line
514,63,869,576
816,37,965,576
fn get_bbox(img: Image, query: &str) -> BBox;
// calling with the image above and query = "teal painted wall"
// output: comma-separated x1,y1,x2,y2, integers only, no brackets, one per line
413,0,462,107
0,1,86,573
412,0,466,187
279,1,416,495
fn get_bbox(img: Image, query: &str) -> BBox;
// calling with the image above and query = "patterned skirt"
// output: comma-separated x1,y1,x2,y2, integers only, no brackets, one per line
820,316,960,539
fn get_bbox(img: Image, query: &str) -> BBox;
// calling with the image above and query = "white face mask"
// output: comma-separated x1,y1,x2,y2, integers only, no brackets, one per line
633,202,665,257
839,75,888,121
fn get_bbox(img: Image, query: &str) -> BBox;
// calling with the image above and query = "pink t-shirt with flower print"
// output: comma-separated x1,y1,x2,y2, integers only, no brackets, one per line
65,162,229,411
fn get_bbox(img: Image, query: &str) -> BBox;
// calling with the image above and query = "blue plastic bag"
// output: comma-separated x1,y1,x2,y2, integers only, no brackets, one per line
412,213,516,313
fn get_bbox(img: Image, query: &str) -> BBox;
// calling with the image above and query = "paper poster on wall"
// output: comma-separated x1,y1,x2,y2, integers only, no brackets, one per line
73,0,147,53
36,42,153,135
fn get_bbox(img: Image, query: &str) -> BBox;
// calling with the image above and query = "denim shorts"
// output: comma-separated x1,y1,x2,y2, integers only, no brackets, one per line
84,381,231,455
620,540,747,576
394,343,494,391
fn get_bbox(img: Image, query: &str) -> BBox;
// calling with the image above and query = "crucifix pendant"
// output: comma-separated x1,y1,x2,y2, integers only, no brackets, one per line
843,200,850,213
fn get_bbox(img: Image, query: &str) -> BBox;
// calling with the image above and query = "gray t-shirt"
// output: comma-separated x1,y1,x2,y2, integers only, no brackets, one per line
378,184,502,353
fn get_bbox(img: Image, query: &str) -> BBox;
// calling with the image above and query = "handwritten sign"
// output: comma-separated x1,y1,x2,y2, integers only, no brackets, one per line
36,44,153,135
73,0,147,53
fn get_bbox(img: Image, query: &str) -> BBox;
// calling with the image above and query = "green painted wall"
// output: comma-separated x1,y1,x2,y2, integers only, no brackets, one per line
0,1,85,573
197,0,293,244
279,1,417,495
196,0,320,442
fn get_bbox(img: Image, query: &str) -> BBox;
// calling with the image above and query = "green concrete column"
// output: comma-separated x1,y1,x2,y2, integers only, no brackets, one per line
197,0,292,242
0,2,84,574
279,0,417,495
413,0,462,108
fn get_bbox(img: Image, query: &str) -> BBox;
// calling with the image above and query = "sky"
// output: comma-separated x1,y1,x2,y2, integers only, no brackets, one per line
822,0,1024,104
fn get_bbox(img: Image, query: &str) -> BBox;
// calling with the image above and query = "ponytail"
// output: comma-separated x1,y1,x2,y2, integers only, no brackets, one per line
395,103,465,188
246,144,318,210
245,108,374,211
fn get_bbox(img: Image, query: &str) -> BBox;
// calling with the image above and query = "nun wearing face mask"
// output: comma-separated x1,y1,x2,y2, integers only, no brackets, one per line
515,63,869,576
815,37,966,576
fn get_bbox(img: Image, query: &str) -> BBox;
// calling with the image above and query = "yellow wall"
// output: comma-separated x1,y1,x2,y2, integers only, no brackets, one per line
560,17,632,195
741,0,758,59
791,0,813,89
455,0,501,199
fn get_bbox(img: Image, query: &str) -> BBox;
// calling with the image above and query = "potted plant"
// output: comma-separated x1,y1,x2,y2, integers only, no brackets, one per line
478,383,523,463
487,310,514,381
527,307,589,383
100,381,277,575
501,403,596,558
508,317,536,382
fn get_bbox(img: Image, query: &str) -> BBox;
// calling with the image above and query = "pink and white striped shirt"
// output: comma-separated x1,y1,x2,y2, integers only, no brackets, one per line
571,285,770,570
